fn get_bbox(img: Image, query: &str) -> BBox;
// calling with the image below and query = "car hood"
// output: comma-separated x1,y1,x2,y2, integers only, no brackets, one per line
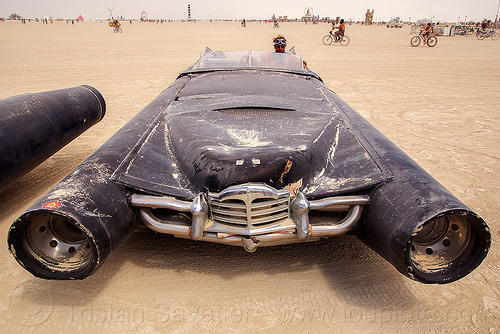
113,71,389,199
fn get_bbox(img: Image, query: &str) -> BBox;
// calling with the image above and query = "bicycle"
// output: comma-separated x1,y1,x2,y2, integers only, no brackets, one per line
410,32,437,47
273,21,279,29
322,30,350,46
454,25,475,36
476,29,499,40
109,21,122,33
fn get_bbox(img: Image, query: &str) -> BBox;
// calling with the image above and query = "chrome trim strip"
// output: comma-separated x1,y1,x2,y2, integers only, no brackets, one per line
309,195,370,211
130,194,192,211
310,205,363,236
199,233,321,247
204,221,295,236
140,209,189,236
131,192,369,213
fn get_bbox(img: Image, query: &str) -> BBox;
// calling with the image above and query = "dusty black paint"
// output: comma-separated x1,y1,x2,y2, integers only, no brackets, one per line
8,78,188,279
114,71,387,198
0,86,105,192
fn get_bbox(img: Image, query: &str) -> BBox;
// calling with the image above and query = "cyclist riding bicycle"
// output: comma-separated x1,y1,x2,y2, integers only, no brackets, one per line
333,19,345,42
480,20,491,32
421,23,432,44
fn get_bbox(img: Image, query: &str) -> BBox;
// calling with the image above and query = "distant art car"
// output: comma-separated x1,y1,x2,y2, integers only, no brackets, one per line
8,49,490,283
387,18,404,28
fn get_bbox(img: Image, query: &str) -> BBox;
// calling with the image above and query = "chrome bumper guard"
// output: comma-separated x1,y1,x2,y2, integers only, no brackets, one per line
129,183,369,251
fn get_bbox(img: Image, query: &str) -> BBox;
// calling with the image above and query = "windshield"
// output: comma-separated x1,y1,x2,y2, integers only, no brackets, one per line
190,50,307,72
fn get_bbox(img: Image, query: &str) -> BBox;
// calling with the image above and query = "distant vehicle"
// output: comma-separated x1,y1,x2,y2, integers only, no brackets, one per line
387,18,404,28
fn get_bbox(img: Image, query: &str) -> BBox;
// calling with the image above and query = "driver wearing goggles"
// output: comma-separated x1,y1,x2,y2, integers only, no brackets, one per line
272,35,308,69
273,35,287,53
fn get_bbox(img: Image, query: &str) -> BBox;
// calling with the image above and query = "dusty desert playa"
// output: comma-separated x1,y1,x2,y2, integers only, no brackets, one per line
0,20,499,333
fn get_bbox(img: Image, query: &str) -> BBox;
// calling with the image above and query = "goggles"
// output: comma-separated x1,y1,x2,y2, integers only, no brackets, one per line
274,38,287,45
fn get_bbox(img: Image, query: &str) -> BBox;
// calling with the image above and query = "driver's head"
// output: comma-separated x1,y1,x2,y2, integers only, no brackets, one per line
273,35,287,53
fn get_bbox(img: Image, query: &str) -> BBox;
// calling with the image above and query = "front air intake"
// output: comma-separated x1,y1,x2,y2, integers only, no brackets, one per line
215,107,293,115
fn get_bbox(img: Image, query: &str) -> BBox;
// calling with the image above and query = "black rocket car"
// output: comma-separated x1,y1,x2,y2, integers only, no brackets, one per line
8,49,490,283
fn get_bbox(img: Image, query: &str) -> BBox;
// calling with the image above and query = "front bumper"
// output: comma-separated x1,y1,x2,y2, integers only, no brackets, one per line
130,183,369,251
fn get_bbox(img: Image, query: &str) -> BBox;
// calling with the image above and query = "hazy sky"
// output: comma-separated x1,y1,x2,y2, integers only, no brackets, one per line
1,0,499,22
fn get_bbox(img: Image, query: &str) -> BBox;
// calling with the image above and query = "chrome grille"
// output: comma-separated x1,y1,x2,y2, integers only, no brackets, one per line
208,184,291,232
